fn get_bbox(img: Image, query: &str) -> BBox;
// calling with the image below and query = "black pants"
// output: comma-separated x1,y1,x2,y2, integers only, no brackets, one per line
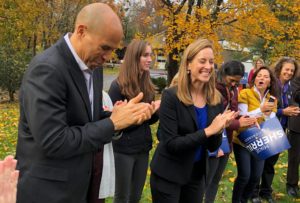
204,154,229,203
113,152,149,203
252,153,280,198
150,161,205,203
232,144,265,203
287,130,300,188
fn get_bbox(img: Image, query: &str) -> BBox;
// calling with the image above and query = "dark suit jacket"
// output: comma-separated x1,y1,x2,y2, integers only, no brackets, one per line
16,37,115,203
150,87,222,185
289,77,300,133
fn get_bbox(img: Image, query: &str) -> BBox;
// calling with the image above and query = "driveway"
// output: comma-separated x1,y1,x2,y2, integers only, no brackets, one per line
103,74,117,91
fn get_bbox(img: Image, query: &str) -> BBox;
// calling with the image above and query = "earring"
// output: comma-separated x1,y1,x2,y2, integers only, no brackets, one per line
187,69,191,74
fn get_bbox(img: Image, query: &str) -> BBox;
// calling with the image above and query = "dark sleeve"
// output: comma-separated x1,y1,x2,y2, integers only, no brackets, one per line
227,119,240,131
22,64,115,159
108,79,124,104
206,104,223,152
293,77,300,104
160,89,210,154
108,79,158,129
148,112,159,125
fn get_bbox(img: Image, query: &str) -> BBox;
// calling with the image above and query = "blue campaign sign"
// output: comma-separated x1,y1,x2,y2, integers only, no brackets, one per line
238,117,290,160
240,72,248,85
208,130,230,157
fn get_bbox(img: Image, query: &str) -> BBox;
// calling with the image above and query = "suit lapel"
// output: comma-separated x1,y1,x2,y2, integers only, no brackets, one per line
187,104,215,129
187,105,199,129
57,37,92,121
93,67,102,121
69,68,92,121
206,105,214,125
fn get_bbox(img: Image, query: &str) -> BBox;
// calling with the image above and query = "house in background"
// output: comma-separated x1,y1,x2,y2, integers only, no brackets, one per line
146,32,167,70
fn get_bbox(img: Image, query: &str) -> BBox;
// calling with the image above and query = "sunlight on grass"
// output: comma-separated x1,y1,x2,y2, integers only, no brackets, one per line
103,66,120,75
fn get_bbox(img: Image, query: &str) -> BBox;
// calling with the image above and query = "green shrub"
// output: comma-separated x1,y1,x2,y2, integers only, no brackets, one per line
151,77,167,93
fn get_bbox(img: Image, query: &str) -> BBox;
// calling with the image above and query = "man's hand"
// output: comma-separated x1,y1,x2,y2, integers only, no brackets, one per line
0,155,19,203
110,93,155,131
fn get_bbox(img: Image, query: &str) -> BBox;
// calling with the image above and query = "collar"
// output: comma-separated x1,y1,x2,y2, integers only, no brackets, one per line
64,33,90,72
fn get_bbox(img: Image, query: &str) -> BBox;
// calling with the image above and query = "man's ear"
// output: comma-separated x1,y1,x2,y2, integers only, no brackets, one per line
76,24,87,38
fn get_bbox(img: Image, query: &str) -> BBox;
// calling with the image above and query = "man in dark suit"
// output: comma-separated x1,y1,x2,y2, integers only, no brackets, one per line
16,3,154,203
287,76,300,198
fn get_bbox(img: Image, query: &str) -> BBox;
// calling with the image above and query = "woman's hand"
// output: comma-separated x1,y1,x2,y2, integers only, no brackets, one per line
0,156,19,203
260,101,276,116
217,149,224,158
239,116,257,128
204,110,237,137
283,106,300,117
151,100,161,114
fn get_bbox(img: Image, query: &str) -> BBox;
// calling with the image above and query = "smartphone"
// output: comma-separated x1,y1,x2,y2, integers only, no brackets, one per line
268,96,275,103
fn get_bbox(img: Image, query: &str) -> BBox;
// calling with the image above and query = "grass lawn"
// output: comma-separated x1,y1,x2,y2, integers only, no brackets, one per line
103,65,120,75
1,102,299,202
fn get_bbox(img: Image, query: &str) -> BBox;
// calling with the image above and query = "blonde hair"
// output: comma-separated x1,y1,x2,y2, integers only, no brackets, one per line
177,38,221,106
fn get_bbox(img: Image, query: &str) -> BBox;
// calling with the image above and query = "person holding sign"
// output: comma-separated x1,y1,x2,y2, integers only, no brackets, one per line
232,66,278,203
204,61,257,203
253,57,300,202
150,39,236,203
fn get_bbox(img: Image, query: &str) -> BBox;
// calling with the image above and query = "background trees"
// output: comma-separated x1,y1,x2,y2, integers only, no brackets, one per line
145,0,300,83
0,0,299,98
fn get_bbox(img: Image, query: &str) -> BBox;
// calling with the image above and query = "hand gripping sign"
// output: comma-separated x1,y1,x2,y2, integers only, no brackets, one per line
208,130,230,157
238,117,290,160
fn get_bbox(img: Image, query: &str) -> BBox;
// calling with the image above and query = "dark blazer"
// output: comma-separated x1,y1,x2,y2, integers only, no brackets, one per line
288,77,300,133
150,87,222,185
16,37,115,203
108,79,158,154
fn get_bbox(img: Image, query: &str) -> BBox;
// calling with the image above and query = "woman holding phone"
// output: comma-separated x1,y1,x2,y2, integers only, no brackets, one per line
252,57,300,202
232,66,278,203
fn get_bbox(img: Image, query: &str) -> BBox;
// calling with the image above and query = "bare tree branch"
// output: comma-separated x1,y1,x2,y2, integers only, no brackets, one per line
175,0,188,14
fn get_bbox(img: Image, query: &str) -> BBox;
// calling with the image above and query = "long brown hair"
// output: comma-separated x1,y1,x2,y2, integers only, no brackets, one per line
273,57,299,80
177,38,221,106
251,66,278,97
117,39,155,102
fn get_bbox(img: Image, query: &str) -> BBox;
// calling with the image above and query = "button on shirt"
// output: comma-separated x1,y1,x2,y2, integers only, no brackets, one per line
64,33,94,118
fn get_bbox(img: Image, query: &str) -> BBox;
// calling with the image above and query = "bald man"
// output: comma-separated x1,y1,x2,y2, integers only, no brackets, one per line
16,3,154,203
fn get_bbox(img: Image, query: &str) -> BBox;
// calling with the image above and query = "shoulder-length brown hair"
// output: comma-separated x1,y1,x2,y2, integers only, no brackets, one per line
251,66,278,97
177,38,221,106
117,39,155,103
273,57,299,80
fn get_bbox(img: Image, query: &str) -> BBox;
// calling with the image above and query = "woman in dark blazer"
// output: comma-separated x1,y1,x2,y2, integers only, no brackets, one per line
150,39,236,203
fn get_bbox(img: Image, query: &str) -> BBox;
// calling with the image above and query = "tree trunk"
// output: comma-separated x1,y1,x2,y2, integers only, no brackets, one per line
167,51,179,85
33,33,37,56
9,90,15,102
